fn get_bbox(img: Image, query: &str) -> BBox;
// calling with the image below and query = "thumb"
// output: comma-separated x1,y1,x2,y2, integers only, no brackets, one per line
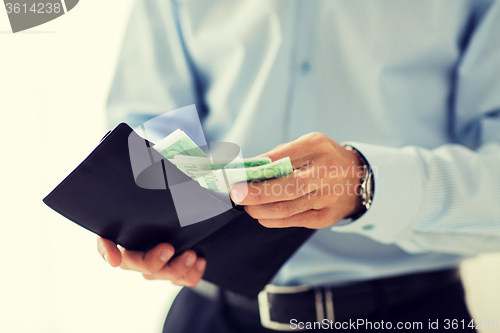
97,236,122,267
258,142,289,161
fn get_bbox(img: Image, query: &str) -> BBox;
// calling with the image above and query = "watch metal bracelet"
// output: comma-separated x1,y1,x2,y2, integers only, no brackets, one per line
344,145,374,218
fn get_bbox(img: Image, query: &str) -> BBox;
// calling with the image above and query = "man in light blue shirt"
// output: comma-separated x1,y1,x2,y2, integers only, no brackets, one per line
98,0,500,331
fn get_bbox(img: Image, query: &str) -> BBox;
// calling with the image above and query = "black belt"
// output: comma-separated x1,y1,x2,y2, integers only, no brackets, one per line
193,268,460,331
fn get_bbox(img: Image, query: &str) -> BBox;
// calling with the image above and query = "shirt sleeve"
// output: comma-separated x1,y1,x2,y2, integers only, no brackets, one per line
106,0,204,139
333,1,500,256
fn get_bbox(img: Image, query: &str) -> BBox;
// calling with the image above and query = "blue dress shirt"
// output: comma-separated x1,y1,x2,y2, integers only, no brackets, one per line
107,0,500,287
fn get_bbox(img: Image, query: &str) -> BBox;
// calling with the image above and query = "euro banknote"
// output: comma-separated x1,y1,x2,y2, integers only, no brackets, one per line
153,129,207,159
152,129,293,193
194,157,294,192
171,155,272,170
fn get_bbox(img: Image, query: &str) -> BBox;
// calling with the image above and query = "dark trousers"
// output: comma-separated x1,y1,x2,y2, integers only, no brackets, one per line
163,279,475,332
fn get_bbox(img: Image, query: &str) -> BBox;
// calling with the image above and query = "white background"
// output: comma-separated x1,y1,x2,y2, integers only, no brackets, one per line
0,1,499,332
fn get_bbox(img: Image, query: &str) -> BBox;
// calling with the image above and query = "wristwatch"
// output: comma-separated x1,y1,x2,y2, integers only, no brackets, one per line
344,145,374,220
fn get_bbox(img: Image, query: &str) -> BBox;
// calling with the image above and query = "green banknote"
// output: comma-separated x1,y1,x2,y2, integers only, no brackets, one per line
192,156,294,191
152,128,292,193
153,129,207,159
195,169,233,192
169,157,272,182
171,156,272,170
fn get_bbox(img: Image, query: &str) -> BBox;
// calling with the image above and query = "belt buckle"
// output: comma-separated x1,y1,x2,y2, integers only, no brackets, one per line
258,284,335,331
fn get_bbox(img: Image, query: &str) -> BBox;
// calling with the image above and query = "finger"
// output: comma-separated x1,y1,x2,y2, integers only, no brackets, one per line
244,191,324,219
260,133,331,168
232,168,327,205
159,250,198,282
119,248,148,272
142,257,204,285
258,208,332,229
143,243,175,274
97,236,122,267
257,143,287,160
261,141,313,169
180,258,207,287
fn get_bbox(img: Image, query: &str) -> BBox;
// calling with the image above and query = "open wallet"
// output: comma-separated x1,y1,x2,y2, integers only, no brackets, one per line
43,123,316,297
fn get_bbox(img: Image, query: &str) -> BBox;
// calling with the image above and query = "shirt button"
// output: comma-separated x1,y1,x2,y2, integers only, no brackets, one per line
300,61,311,74
362,224,374,231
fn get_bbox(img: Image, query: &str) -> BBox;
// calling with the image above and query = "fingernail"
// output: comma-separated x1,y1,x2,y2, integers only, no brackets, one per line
160,249,172,262
196,260,206,272
103,254,108,263
231,186,244,203
185,253,195,266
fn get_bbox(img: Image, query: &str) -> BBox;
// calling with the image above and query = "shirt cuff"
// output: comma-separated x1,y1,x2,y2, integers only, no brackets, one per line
332,142,424,244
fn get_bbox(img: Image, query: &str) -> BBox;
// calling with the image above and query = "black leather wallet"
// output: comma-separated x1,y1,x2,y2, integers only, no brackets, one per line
43,123,315,297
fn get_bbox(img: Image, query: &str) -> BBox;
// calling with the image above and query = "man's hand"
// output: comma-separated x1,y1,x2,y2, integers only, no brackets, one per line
231,132,365,229
97,236,206,287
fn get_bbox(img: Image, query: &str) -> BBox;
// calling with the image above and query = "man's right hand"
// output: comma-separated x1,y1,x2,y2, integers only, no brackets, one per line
97,236,206,287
